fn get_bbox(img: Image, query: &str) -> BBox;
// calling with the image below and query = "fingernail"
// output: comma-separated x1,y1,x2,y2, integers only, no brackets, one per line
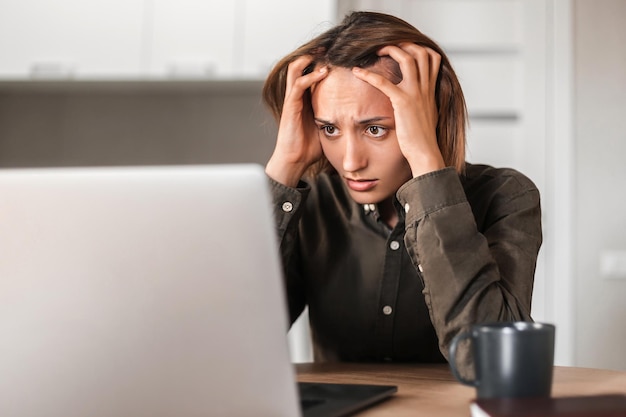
352,67,362,73
319,66,327,74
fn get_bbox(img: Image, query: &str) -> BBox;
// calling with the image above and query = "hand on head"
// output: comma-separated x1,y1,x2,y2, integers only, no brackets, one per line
265,55,328,187
351,43,445,177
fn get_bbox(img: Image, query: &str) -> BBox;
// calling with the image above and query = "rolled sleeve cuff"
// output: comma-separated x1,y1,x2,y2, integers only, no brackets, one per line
396,167,467,224
267,176,311,232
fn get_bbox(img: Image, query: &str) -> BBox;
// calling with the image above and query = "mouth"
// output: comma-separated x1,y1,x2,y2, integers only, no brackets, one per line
345,177,378,192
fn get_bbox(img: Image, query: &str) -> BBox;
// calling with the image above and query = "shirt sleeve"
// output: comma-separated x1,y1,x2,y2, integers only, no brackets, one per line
396,167,542,376
267,176,311,325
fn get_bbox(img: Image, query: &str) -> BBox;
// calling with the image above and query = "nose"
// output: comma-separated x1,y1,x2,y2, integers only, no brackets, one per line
342,134,368,173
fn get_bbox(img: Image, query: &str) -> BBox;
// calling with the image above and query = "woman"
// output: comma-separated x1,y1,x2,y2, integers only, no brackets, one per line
262,11,542,375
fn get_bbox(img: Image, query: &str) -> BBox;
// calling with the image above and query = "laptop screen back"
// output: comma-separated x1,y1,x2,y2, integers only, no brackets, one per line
0,164,301,417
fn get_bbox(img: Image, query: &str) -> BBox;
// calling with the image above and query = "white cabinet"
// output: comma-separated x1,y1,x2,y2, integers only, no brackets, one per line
403,0,523,50
148,0,237,78
239,0,337,78
148,0,337,79
397,0,525,119
0,0,338,80
0,0,145,79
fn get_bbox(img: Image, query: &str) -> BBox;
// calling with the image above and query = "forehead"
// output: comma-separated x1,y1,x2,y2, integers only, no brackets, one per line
311,67,393,119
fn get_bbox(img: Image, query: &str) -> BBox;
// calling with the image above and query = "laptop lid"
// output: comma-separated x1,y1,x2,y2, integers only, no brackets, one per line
0,164,301,417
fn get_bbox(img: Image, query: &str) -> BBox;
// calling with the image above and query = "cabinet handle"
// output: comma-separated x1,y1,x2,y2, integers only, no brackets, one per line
166,60,216,79
30,62,76,79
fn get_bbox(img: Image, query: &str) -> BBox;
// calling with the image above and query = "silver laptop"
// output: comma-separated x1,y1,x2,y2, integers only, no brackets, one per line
0,164,395,417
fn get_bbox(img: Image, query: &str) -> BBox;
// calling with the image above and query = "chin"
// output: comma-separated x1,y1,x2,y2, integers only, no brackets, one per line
348,191,384,205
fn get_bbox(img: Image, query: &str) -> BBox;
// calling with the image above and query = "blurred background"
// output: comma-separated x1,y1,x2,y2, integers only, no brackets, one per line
0,0,624,371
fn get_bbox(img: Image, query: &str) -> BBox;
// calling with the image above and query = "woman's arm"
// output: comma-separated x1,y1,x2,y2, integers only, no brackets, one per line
398,166,542,374
265,56,328,324
267,176,311,325
351,43,445,178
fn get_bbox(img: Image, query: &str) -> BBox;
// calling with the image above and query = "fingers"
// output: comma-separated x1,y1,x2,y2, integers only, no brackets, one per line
376,44,418,88
403,43,440,88
350,66,394,97
373,43,440,92
285,55,328,99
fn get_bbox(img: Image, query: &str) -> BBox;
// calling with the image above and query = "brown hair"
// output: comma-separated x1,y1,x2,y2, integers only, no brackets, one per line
262,11,467,175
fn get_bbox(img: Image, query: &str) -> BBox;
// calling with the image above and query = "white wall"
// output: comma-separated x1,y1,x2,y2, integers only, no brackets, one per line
574,0,626,370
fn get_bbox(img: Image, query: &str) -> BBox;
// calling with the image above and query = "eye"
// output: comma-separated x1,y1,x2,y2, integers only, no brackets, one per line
366,125,387,138
320,125,340,138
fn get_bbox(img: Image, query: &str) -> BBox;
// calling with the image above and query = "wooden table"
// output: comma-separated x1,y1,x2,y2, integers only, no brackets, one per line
296,363,626,416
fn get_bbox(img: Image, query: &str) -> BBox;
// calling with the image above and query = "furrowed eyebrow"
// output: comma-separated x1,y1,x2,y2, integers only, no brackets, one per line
314,117,392,125
356,117,392,125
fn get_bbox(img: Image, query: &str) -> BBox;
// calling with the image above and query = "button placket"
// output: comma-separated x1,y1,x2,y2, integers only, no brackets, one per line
374,230,404,359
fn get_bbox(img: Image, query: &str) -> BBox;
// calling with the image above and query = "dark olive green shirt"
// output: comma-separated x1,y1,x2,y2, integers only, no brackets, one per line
269,164,542,373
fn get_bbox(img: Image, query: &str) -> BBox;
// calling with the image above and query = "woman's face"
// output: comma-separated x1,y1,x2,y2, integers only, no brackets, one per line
311,66,412,204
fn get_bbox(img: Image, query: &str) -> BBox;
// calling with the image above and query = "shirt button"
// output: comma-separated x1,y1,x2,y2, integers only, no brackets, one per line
418,264,424,273
389,241,400,251
382,305,393,315
281,201,293,212
404,203,410,213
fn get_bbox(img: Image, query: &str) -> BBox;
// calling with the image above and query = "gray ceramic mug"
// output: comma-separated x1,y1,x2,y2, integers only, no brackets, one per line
448,321,555,399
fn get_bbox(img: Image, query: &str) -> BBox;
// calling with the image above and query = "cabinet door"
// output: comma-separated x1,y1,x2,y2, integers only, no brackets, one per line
238,0,338,78
404,0,523,50
0,0,144,79
149,0,237,79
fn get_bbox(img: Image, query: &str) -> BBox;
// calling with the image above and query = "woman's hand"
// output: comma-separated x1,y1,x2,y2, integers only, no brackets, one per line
352,43,445,178
265,56,328,187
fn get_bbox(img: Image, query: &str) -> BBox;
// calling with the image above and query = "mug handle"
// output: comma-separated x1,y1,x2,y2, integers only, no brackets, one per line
448,331,478,387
